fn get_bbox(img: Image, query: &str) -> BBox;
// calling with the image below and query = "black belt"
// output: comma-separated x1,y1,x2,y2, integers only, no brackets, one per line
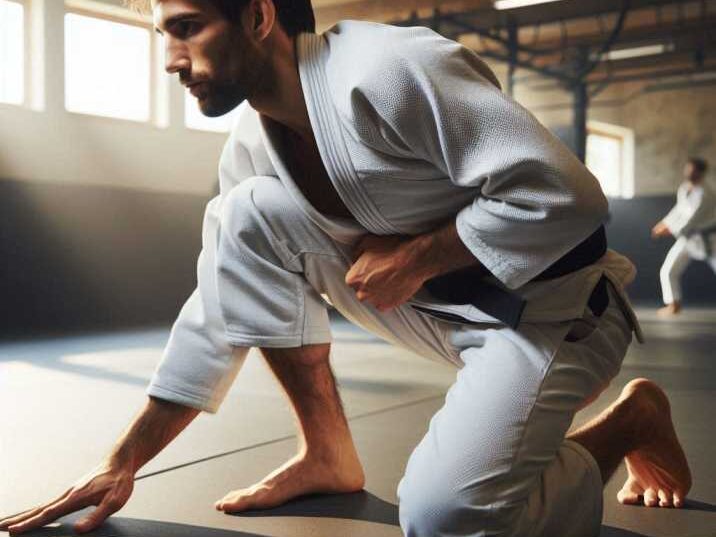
693,224,716,257
422,225,608,328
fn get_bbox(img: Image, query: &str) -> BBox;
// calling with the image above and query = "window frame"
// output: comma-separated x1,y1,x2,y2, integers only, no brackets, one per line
0,0,28,107
586,120,635,199
63,0,163,124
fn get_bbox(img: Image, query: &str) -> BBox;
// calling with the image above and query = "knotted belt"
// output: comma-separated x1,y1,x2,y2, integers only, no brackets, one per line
422,225,608,328
694,223,716,258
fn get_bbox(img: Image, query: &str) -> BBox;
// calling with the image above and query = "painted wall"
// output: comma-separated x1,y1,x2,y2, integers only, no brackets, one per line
0,0,225,197
0,178,208,337
2,5,715,336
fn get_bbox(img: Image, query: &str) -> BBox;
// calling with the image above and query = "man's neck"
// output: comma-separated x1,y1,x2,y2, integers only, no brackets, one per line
249,34,314,142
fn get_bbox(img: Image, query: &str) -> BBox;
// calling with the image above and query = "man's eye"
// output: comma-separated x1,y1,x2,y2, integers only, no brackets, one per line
176,21,199,38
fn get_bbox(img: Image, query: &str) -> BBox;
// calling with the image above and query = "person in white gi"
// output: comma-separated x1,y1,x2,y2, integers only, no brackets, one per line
1,1,692,536
652,158,716,316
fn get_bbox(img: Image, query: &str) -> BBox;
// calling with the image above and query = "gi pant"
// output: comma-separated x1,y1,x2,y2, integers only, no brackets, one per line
200,175,633,537
660,235,716,305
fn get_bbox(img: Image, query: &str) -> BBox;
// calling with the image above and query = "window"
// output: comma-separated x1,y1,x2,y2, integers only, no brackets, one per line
586,121,635,198
185,92,241,133
0,0,24,105
64,12,151,121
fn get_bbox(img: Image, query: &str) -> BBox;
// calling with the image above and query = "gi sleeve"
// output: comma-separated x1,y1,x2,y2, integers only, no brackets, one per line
359,31,609,289
146,113,256,413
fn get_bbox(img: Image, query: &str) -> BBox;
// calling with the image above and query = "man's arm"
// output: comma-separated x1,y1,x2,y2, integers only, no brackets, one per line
0,397,199,535
345,219,477,311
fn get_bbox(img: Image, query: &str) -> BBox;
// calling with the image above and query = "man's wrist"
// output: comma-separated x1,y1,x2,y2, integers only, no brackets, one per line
408,220,479,280
107,444,140,474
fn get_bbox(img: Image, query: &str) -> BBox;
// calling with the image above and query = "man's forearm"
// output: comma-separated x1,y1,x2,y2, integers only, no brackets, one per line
409,219,480,280
108,396,200,473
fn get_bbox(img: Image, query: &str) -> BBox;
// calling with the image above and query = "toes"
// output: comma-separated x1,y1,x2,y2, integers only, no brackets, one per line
216,488,268,513
617,476,642,505
617,489,640,505
673,490,686,508
644,488,659,507
215,490,248,513
658,489,672,508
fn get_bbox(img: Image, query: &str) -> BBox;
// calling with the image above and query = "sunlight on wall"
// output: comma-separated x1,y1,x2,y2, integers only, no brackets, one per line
64,13,150,121
0,0,24,105
586,121,635,198
587,134,622,196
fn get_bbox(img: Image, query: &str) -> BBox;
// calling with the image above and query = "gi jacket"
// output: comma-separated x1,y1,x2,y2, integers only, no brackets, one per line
663,181,716,259
147,21,642,413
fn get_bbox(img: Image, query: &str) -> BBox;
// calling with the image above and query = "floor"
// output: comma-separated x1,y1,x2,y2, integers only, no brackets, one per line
1,308,714,537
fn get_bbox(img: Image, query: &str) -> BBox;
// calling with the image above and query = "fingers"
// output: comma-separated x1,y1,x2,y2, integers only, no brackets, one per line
0,488,73,532
74,496,123,534
0,507,46,531
4,494,87,535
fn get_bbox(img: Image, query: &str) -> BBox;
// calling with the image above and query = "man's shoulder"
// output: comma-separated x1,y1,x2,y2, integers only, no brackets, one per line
324,20,457,72
320,21,500,106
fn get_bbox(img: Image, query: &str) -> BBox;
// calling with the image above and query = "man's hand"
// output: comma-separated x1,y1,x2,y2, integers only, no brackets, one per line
652,221,673,239
345,235,432,312
345,221,479,312
0,397,199,535
0,463,134,534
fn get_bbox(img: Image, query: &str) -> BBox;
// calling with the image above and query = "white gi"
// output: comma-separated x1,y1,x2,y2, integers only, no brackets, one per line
660,181,716,304
148,21,643,537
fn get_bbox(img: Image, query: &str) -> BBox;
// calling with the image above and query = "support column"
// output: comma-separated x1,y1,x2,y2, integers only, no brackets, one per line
507,20,518,97
573,80,588,163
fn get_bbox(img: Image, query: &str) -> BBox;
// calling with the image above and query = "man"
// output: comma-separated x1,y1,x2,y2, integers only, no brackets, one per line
0,1,692,536
652,157,716,316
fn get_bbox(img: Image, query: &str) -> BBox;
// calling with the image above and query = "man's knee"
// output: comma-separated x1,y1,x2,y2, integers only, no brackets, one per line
398,458,525,537
220,176,294,238
659,262,674,281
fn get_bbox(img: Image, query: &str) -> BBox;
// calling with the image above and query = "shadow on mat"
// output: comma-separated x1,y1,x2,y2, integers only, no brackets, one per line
600,527,649,537
20,513,265,537
228,493,654,537
681,498,716,512
230,490,400,526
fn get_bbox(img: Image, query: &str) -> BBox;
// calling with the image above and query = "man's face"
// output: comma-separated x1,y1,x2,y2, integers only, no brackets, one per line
154,0,259,117
684,162,703,184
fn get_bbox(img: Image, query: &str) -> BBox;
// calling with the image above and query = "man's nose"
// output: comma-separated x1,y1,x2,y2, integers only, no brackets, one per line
164,40,190,75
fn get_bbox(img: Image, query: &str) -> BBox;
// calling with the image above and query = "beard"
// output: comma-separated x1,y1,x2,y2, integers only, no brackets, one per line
196,79,248,117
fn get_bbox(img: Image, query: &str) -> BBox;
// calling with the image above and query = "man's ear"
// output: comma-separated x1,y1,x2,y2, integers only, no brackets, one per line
249,0,276,41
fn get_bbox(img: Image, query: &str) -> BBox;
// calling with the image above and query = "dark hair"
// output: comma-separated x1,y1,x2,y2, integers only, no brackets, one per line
211,0,314,37
688,157,709,175
125,1,315,37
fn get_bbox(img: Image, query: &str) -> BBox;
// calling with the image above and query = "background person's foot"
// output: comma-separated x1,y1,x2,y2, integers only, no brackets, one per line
215,447,365,513
657,302,682,317
616,379,692,508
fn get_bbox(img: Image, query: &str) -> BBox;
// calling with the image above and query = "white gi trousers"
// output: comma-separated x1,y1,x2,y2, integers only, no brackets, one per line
206,175,632,537
660,235,716,304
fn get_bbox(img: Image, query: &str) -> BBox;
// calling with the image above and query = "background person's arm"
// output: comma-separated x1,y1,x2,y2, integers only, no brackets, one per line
0,397,199,535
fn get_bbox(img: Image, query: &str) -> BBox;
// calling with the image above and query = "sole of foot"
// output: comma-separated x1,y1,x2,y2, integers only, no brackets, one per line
616,378,691,508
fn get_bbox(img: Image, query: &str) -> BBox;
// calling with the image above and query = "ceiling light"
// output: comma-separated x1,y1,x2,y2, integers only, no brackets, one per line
602,43,674,61
494,0,565,9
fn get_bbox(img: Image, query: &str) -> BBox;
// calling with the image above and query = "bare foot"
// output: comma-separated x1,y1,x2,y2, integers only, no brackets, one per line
657,302,681,317
616,379,691,508
215,448,365,513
